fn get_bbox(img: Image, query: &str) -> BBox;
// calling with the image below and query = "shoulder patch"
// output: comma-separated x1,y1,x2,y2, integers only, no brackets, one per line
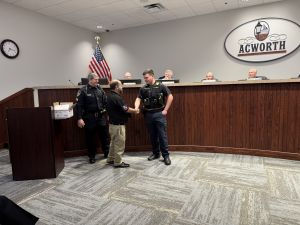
76,90,81,97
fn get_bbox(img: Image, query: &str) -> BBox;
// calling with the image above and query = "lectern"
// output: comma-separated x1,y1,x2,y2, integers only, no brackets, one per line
6,107,64,180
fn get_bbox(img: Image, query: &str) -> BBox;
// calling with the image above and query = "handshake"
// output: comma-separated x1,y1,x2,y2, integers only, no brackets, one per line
131,108,140,114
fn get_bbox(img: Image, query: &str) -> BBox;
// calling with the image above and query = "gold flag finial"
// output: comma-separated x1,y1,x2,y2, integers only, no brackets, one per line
95,36,101,45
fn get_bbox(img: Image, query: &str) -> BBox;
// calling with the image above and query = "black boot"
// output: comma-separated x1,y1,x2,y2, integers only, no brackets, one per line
89,158,96,164
164,156,171,165
148,153,160,161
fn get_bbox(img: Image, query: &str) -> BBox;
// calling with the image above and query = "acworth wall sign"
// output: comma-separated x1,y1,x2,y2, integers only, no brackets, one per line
224,17,300,62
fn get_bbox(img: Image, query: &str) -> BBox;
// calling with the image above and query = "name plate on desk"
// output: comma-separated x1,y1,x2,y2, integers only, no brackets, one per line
202,79,217,83
159,79,179,84
161,81,175,84
123,82,136,85
247,77,262,81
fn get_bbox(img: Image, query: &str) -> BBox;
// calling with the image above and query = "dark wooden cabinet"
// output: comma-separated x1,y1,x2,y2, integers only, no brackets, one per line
6,107,64,181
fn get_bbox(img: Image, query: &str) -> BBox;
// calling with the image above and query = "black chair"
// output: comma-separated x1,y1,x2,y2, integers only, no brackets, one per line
257,76,269,80
80,77,109,85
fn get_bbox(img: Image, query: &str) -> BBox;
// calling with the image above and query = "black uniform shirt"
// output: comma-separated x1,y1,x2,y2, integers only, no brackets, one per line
107,90,130,124
76,84,107,120
138,81,171,111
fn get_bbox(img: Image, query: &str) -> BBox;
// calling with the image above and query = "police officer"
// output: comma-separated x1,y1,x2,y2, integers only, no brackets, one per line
76,73,110,163
134,69,173,165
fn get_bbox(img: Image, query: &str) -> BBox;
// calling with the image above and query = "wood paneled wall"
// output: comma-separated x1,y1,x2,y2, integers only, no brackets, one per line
0,88,34,148
37,82,300,160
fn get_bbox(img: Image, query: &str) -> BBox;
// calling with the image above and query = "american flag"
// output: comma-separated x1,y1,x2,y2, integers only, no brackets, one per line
89,45,112,81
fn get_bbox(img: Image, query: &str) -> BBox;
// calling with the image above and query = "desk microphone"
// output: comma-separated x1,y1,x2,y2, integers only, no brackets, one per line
68,79,78,108
68,79,77,86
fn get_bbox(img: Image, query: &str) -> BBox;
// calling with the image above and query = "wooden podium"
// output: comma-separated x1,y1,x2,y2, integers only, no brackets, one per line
6,107,64,181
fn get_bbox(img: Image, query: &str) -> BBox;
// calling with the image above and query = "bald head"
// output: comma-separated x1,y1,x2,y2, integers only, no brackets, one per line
124,72,132,79
110,80,123,93
206,72,214,80
164,69,174,80
248,69,257,78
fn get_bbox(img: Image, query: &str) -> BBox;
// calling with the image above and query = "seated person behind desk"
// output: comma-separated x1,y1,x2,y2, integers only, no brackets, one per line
159,69,174,80
247,68,268,80
124,72,133,79
121,72,141,85
201,72,219,82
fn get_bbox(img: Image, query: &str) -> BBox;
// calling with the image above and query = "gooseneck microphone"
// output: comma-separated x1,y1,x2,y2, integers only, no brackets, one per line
68,79,77,86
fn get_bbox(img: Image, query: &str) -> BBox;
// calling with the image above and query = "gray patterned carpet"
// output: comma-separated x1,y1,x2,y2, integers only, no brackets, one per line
0,149,300,225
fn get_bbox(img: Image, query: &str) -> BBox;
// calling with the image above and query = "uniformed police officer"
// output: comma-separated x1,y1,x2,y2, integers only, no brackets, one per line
134,69,173,165
76,73,110,164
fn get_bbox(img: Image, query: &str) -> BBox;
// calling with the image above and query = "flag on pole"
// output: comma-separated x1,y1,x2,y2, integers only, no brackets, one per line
88,44,112,81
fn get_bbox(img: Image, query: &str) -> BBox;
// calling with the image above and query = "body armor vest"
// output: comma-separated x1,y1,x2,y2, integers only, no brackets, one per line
142,82,164,110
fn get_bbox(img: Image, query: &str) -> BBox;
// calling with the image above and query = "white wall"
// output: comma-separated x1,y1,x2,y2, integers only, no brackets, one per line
0,2,94,100
101,0,300,82
1,0,299,100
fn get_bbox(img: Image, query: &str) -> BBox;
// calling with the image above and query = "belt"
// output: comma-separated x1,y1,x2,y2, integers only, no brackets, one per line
110,122,125,125
144,108,163,113
87,112,102,117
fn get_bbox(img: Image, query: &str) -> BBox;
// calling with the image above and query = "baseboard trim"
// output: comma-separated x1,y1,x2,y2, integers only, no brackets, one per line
63,145,300,161
168,145,300,161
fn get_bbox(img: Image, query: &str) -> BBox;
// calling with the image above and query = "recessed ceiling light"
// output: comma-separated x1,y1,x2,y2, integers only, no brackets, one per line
144,3,165,14
96,25,103,29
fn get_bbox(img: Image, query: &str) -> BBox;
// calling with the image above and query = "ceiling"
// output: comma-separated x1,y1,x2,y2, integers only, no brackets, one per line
1,0,282,32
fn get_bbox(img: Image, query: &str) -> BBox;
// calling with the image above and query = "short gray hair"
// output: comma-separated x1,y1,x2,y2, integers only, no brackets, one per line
87,72,98,81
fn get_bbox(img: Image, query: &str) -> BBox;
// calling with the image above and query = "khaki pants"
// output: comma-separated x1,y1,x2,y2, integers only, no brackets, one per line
107,124,126,166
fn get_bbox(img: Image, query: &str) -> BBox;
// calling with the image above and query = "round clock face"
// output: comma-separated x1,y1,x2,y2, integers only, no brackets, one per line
0,39,19,59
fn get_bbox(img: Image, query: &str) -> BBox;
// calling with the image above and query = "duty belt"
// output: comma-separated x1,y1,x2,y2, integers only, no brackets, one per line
87,110,105,118
143,108,163,113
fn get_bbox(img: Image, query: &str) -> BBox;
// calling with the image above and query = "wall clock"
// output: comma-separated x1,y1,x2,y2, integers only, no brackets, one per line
0,39,20,59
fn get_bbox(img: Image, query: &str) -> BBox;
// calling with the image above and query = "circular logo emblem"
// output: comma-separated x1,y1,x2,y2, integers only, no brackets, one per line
254,21,270,41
